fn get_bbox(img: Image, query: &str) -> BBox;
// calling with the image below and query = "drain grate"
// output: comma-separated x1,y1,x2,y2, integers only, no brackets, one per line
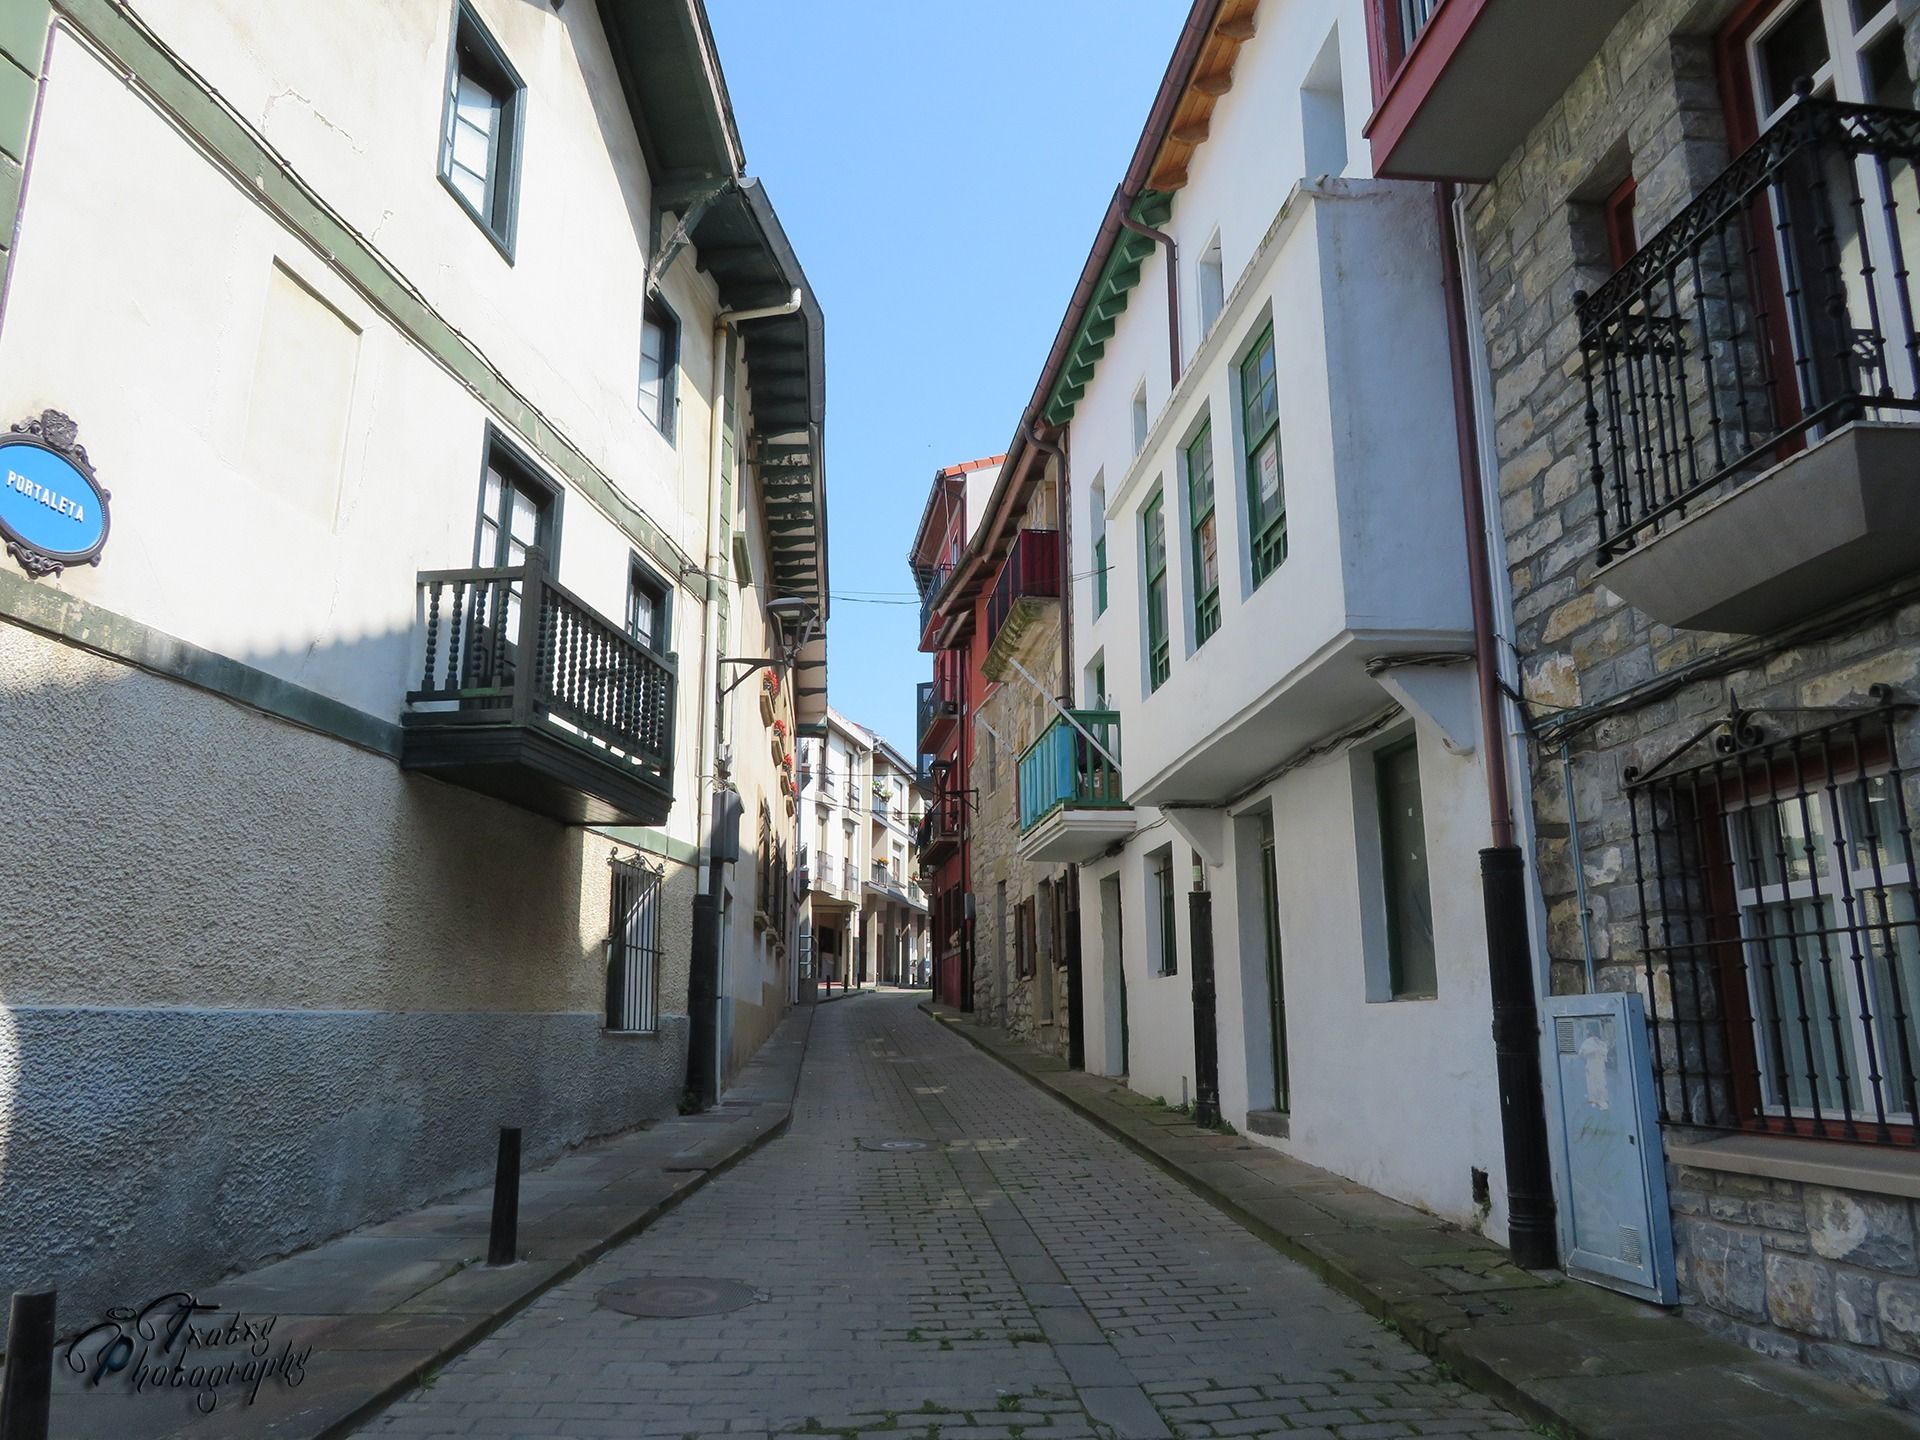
858,1137,930,1153
597,1277,758,1318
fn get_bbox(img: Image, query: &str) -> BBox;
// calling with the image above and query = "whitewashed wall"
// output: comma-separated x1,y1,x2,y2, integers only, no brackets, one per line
1060,0,1506,1233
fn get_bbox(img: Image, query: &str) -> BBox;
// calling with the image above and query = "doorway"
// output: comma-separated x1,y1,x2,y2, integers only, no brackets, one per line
1099,873,1128,1077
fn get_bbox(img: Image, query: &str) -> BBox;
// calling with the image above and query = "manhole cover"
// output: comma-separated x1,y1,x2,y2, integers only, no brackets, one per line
597,1277,758,1318
859,1137,930,1152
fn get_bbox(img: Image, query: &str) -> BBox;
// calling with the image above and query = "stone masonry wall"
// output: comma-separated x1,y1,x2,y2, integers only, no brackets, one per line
1671,1167,1920,1398
972,598,1071,1058
1467,0,1920,1406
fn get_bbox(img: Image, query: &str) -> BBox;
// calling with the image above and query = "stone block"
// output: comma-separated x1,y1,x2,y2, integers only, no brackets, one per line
1835,1269,1881,1348
1880,1277,1920,1357
1685,1219,1766,1323
1803,1341,1892,1400
1806,1186,1919,1274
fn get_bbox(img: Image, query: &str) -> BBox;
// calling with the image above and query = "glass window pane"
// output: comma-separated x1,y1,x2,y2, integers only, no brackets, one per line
1745,899,1856,1112
455,73,498,134
1254,435,1282,517
1378,741,1436,996
482,467,503,524
1864,888,1920,1109
1197,515,1218,594
508,485,540,545
1758,1,1832,114
451,114,493,175
1731,794,1829,891
1839,775,1905,876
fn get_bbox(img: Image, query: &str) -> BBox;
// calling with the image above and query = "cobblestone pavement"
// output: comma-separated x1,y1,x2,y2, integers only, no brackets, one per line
361,994,1527,1440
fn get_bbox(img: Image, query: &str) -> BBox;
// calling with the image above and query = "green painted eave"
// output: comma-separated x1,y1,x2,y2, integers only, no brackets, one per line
1043,191,1173,428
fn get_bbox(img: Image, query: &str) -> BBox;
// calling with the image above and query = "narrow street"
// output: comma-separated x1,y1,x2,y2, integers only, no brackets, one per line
363,994,1524,1440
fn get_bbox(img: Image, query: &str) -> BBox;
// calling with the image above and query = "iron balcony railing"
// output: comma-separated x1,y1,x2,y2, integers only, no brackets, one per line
919,558,956,640
1017,710,1126,834
1624,687,1920,1146
410,552,675,780
916,789,966,853
985,528,1061,654
843,857,858,892
1578,95,1920,561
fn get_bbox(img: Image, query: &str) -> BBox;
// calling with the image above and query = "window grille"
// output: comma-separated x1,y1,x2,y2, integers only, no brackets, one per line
606,855,664,1033
1625,686,1920,1144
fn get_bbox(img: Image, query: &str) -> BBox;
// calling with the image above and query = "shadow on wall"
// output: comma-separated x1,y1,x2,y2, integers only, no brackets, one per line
0,619,691,1344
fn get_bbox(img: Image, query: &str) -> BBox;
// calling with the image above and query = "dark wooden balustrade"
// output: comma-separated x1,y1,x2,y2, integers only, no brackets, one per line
401,550,677,826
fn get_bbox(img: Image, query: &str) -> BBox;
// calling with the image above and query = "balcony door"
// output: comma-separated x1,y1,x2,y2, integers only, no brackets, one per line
473,445,555,681
1724,0,1920,418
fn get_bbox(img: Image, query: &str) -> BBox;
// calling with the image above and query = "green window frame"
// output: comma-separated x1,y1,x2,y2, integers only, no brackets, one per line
1143,488,1170,692
1187,422,1219,645
438,0,525,261
1241,325,1286,585
1093,533,1108,616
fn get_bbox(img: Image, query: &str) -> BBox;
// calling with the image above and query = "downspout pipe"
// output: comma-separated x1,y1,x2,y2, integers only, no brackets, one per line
1119,214,1181,387
688,284,808,1106
1435,180,1559,1271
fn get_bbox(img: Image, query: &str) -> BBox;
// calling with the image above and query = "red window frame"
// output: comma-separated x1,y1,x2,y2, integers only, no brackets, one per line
1684,738,1917,1146
1603,177,1638,272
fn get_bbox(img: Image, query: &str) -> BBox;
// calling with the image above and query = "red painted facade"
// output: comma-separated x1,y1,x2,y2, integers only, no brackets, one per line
910,460,1000,1012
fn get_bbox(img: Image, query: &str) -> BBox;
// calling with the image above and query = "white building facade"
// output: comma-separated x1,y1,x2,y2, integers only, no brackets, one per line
798,711,928,989
1019,0,1513,1233
0,0,826,1327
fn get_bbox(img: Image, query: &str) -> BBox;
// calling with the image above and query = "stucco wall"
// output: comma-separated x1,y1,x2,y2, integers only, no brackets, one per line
0,621,693,1334
0,14,720,850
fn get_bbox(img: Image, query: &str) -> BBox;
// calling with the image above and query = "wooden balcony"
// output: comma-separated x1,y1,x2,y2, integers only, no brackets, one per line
915,789,965,864
401,553,676,826
982,528,1061,680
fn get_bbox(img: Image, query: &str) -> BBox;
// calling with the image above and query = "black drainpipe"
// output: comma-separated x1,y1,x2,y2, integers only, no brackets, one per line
1435,181,1558,1270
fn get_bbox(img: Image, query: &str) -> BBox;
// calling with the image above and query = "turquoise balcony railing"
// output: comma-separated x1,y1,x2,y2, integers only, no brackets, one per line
1017,710,1125,834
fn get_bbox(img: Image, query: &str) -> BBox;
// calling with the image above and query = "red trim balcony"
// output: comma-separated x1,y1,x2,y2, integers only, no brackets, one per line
982,528,1061,680
1364,0,1636,181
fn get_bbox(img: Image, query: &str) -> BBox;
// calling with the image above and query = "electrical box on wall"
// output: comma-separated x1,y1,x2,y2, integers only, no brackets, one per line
1544,991,1677,1305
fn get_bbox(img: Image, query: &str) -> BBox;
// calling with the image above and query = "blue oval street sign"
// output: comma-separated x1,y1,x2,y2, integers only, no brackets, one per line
0,421,110,577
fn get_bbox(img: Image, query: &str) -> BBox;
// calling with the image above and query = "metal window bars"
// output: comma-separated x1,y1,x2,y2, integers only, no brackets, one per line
1577,94,1920,561
606,855,664,1034
1624,686,1920,1143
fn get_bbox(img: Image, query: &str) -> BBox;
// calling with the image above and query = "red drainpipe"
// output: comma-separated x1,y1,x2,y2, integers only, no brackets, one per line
1119,214,1181,387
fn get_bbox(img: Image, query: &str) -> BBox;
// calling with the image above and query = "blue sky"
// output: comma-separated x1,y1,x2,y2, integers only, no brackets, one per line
706,3,1190,757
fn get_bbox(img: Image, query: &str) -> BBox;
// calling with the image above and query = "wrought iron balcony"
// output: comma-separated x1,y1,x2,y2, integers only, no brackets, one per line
917,669,962,752
916,789,966,861
918,558,956,649
402,553,676,826
982,528,1061,679
1578,96,1920,632
1016,710,1132,863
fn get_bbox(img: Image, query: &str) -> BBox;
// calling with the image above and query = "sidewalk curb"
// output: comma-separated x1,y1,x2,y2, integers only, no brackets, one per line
920,1002,1908,1440
314,1004,817,1440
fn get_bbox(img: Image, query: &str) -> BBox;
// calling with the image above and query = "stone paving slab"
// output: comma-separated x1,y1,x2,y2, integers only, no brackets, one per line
359,993,1531,1440
923,1003,1918,1439
32,1007,816,1440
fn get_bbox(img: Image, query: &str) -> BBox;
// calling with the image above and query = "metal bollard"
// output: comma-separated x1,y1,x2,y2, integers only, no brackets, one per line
487,1127,521,1267
0,1287,56,1440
